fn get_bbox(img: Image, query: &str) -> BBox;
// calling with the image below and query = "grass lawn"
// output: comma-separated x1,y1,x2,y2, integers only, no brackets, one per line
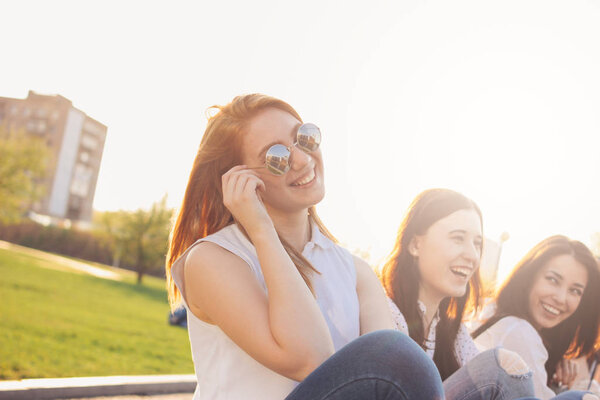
0,246,194,380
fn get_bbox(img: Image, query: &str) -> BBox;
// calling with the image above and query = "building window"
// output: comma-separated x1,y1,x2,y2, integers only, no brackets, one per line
70,163,93,197
37,120,47,133
80,134,98,150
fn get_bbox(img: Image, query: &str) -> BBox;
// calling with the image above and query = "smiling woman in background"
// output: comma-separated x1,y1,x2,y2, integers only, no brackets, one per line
380,188,536,400
473,235,600,399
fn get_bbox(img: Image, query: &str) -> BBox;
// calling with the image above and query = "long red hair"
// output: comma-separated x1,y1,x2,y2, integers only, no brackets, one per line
166,94,334,309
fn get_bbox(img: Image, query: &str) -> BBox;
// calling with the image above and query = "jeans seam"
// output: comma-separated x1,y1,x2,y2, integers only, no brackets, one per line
456,382,504,399
320,376,409,400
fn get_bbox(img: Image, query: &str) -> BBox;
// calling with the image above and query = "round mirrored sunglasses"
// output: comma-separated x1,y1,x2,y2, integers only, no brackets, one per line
250,123,321,176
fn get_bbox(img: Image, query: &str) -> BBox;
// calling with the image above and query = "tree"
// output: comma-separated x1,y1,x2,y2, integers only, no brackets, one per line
94,196,173,284
0,126,49,223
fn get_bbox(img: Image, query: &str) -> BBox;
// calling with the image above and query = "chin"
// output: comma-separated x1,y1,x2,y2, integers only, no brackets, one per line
448,285,469,298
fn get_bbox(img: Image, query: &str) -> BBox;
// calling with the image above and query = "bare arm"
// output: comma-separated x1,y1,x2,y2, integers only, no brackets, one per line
183,166,334,381
354,255,396,335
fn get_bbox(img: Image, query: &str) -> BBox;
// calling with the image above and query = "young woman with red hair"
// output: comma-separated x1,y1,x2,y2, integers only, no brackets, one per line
165,94,444,400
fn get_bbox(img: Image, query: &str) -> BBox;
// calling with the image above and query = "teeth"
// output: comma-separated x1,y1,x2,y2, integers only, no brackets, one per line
542,303,561,316
450,266,471,278
292,169,315,186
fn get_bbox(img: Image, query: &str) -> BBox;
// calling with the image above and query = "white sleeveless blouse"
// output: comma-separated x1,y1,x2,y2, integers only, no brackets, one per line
171,221,360,400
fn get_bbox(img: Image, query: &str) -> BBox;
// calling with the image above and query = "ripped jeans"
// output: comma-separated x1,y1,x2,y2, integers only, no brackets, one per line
444,347,534,400
445,348,595,400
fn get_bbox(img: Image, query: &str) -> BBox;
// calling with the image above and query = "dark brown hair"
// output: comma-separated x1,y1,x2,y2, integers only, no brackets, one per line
166,94,335,309
472,235,600,383
380,188,483,380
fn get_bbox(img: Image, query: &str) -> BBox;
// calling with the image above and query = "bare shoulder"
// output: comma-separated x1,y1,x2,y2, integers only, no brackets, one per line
183,241,259,323
352,254,376,279
185,241,249,276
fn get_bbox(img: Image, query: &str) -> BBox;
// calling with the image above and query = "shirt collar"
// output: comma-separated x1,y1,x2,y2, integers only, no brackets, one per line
417,300,440,326
309,217,334,249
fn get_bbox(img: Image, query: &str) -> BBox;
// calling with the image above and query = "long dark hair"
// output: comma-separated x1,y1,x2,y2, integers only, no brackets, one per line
472,235,600,383
380,188,483,380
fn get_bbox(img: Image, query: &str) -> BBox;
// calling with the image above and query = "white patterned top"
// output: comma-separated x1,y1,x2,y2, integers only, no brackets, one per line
387,297,479,366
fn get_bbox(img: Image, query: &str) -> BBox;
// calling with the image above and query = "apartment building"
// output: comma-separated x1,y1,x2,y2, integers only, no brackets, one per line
0,90,107,224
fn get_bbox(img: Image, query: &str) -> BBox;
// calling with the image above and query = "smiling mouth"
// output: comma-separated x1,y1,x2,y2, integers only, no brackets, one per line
541,302,562,316
291,168,315,186
450,266,471,279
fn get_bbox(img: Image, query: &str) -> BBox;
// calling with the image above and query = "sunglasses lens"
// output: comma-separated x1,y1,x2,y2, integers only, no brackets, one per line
296,123,321,152
265,144,291,176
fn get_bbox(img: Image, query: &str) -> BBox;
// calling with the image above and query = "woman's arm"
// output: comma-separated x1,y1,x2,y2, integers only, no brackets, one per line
183,166,334,381
354,255,396,335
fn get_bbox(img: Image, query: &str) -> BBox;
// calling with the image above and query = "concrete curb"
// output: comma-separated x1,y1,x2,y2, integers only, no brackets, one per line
0,374,196,400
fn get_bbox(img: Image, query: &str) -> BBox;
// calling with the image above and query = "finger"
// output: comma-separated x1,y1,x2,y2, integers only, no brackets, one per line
224,165,247,176
238,175,261,201
222,165,246,192
223,172,243,206
232,172,251,199
568,361,577,383
222,165,248,188
243,175,266,194
556,361,563,377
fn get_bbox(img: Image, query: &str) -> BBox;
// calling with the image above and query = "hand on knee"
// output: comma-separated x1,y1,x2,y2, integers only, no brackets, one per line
497,348,531,376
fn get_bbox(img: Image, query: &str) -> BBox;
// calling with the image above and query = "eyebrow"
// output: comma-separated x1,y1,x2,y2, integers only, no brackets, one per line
449,229,483,240
257,124,300,161
547,270,586,289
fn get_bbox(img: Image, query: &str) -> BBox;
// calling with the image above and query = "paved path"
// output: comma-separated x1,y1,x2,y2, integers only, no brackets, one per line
0,240,124,280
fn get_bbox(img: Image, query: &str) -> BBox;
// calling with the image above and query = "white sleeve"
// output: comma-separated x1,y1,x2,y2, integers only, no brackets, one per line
454,323,480,366
486,318,556,400
386,297,409,335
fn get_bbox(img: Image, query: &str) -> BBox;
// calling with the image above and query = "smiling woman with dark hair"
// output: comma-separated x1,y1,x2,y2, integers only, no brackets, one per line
380,188,537,400
473,235,600,399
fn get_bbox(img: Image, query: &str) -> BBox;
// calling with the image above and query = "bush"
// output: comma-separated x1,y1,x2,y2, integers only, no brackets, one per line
0,221,113,265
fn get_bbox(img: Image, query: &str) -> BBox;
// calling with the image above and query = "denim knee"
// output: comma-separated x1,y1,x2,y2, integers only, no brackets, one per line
495,348,531,377
349,330,444,396
443,348,535,400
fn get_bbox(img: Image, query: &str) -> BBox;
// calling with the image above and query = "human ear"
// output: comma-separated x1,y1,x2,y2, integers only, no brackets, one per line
408,237,420,257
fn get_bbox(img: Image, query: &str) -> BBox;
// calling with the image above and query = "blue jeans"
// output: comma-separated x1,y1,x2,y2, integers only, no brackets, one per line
519,391,593,400
285,329,444,400
444,348,593,400
444,348,534,400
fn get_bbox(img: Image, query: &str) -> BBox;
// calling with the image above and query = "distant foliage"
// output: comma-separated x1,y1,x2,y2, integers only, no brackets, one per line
94,196,173,284
0,221,113,264
0,126,50,223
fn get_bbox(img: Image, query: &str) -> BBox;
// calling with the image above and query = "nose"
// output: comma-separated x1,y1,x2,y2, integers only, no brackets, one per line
290,145,312,171
462,241,479,264
552,286,568,306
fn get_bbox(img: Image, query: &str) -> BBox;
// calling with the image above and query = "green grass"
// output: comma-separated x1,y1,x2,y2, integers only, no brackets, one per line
0,247,193,380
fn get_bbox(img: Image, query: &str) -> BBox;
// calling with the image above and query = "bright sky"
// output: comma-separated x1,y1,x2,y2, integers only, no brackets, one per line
2,0,599,282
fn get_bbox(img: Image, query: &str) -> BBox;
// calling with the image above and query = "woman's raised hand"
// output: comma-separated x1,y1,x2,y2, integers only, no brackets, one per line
222,165,272,236
553,358,578,389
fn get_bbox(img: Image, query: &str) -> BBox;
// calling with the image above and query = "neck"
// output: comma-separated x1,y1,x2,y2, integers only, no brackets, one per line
418,284,444,333
266,206,312,252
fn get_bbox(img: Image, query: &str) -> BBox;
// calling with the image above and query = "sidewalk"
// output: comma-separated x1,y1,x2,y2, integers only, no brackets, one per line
0,375,196,400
